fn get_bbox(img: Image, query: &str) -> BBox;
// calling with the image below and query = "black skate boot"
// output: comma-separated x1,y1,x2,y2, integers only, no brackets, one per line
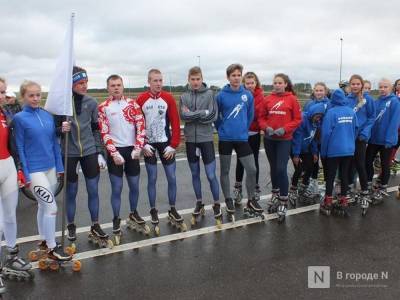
213,203,223,227
359,190,370,216
2,245,34,281
150,208,160,236
288,185,298,208
127,211,151,235
225,198,236,222
89,223,113,248
369,182,384,206
277,196,288,223
67,223,76,241
320,195,333,216
168,207,187,232
244,197,265,219
112,217,122,245
233,182,243,206
267,189,280,213
191,201,205,226
47,244,73,262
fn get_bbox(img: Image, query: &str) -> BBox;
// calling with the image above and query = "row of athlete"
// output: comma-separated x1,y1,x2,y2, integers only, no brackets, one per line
285,75,400,217
1,64,399,287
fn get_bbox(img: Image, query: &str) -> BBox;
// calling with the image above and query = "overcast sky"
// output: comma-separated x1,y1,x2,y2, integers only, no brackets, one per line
1,0,399,92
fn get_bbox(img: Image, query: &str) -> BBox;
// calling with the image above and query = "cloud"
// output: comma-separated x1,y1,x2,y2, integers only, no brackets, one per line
1,0,399,93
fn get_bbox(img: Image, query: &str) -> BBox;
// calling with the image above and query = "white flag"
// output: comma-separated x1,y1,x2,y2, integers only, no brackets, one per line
45,13,75,116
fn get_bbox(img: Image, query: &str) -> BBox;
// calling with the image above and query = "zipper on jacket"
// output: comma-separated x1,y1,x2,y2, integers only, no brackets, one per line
34,111,44,128
73,99,84,157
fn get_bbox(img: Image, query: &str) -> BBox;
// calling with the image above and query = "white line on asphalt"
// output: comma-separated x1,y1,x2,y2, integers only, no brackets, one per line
31,203,320,269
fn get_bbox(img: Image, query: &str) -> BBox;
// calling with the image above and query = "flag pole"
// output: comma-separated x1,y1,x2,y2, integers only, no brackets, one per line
61,116,70,249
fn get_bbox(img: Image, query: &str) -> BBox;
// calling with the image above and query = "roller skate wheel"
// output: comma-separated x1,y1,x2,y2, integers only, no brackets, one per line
397,191,400,200
107,239,114,249
38,259,48,270
72,260,82,272
49,261,60,271
190,216,196,226
154,226,160,236
216,219,222,229
143,224,151,236
28,251,38,262
180,222,188,232
230,215,235,223
65,245,76,256
200,208,206,216
114,235,121,246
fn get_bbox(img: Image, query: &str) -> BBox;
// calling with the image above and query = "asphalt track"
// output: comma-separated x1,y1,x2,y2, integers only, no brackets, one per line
4,152,400,300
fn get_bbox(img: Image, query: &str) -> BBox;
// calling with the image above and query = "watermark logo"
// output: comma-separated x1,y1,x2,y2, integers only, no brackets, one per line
308,266,330,288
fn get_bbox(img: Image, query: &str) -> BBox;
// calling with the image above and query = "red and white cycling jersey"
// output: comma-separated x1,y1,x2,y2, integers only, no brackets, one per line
98,96,145,156
136,91,180,148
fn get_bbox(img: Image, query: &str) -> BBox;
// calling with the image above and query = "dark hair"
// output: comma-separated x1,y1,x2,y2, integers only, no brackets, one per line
73,66,86,75
274,73,296,95
107,74,123,85
242,72,261,89
393,79,400,93
349,74,364,102
226,64,243,77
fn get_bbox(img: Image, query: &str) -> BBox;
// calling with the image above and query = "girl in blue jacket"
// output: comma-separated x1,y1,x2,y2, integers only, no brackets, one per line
289,103,325,206
320,89,358,216
366,78,400,203
346,74,375,213
13,81,72,262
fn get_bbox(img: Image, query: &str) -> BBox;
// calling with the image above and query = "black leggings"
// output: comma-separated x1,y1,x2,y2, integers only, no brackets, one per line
366,144,392,186
235,133,260,183
325,156,352,197
291,153,314,187
348,140,368,191
66,153,99,182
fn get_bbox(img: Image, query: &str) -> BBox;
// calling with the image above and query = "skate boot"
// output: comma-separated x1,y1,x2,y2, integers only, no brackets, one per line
28,240,48,261
0,274,5,295
225,198,236,222
267,189,280,213
89,223,114,248
346,185,358,206
333,195,350,217
168,207,187,232
277,197,288,223
320,195,333,216
47,244,73,262
191,201,205,226
126,211,151,235
213,203,223,228
66,223,77,254
150,208,160,236
254,184,261,201
2,246,34,281
359,190,370,216
244,197,265,219
298,187,317,205
288,185,298,208
112,217,122,245
233,182,243,206
39,244,81,272
369,182,384,206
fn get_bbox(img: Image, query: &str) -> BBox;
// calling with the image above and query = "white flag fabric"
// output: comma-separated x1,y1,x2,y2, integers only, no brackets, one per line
45,14,75,116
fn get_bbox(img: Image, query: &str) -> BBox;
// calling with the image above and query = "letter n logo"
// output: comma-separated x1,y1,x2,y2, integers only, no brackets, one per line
308,266,330,288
